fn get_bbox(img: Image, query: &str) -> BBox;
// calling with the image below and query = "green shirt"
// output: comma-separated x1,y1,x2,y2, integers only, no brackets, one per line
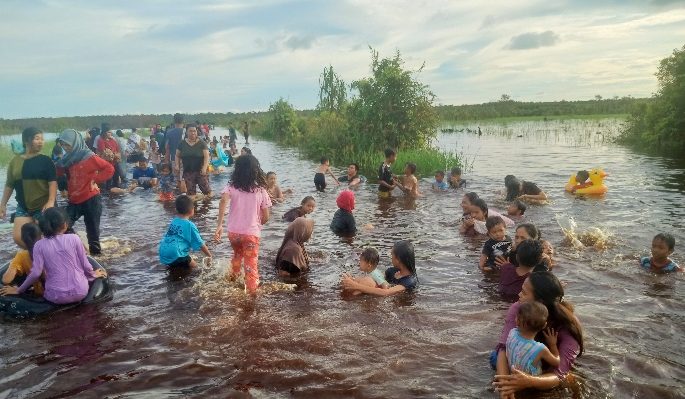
6,154,56,212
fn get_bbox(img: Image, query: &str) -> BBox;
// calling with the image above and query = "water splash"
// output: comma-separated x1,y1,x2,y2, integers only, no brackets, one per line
556,216,612,250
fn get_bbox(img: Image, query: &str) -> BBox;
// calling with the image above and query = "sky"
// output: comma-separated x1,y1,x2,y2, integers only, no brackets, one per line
1,0,685,119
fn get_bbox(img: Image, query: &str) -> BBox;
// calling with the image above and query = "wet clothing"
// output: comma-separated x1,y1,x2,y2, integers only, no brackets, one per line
6,154,56,213
339,174,366,185
522,181,542,196
506,328,546,375
168,255,192,268
58,155,114,205
228,232,260,292
385,267,418,291
640,257,682,273
165,128,184,162
132,166,156,180
282,206,306,222
177,140,208,173
159,173,175,194
158,217,205,265
434,180,449,190
7,250,44,295
369,269,388,287
449,179,467,189
17,234,99,304
66,194,103,255
182,170,211,196
275,217,313,274
378,163,393,192
221,185,272,237
330,209,356,235
499,263,529,300
314,172,326,191
482,237,512,269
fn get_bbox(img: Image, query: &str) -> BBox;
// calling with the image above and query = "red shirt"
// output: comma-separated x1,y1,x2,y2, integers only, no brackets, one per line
58,156,114,204
97,137,120,156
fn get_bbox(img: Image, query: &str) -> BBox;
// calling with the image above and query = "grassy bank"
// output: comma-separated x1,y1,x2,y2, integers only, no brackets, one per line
440,113,627,125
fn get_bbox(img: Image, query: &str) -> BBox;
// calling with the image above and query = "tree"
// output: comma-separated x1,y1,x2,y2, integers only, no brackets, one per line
267,98,300,143
317,65,347,113
499,94,512,102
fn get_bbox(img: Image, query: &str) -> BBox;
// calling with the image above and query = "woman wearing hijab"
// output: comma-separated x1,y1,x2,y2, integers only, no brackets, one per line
56,129,114,255
275,217,314,277
330,190,357,236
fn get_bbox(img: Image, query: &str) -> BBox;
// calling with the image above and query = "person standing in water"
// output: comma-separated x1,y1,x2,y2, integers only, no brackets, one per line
242,121,250,145
378,148,397,198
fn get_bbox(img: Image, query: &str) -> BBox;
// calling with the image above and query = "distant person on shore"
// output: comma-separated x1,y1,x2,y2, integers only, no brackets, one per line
282,196,316,222
342,247,389,295
57,129,114,255
341,240,418,296
480,216,512,273
338,163,365,186
242,121,250,144
432,170,449,191
158,195,211,269
449,166,466,189
229,125,238,145
275,217,315,277
378,148,397,198
266,171,292,203
330,190,356,236
214,154,272,294
394,162,421,197
505,175,547,202
640,233,681,273
314,157,340,192
0,127,56,247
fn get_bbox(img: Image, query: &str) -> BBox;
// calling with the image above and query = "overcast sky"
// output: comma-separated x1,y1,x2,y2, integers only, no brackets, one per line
1,0,684,118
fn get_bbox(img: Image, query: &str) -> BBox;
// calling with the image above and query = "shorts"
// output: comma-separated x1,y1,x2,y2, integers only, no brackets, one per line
14,204,42,220
159,192,175,202
167,255,192,268
314,173,326,192
182,170,211,196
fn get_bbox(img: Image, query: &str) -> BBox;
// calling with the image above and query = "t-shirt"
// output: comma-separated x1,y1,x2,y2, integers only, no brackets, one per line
385,267,418,291
330,208,357,235
158,217,205,265
522,181,542,195
499,262,528,299
482,237,512,268
449,179,467,189
640,257,682,273
282,206,305,222
6,154,56,212
132,166,157,179
177,140,208,173
222,185,272,237
165,127,184,162
8,249,44,295
378,163,393,192
159,173,175,193
369,268,388,287
59,155,114,205
155,132,166,154
434,180,449,190
506,328,547,376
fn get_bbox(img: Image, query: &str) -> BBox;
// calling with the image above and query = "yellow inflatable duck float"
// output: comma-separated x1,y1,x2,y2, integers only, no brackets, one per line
565,168,608,195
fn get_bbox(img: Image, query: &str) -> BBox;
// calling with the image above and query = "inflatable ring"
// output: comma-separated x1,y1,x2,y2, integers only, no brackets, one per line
0,256,113,318
565,169,608,195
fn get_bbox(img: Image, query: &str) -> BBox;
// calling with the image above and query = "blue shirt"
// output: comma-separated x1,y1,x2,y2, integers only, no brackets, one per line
385,267,418,291
433,180,449,190
132,166,156,179
158,217,204,265
640,257,681,273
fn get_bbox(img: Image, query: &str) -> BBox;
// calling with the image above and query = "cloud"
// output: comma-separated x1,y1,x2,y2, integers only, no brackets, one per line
284,35,317,50
506,31,560,50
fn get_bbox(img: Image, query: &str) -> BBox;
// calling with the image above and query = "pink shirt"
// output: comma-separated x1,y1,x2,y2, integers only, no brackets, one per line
222,185,272,237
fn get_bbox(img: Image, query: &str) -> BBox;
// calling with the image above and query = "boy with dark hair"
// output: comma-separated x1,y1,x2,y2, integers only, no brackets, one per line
507,199,527,217
158,194,211,268
378,148,397,197
479,216,512,272
314,157,340,192
641,233,681,272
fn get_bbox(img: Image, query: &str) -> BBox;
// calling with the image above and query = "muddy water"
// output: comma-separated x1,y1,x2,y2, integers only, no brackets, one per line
0,120,684,398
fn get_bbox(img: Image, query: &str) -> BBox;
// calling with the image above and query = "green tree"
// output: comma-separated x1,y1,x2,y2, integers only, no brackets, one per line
267,98,300,143
317,65,347,113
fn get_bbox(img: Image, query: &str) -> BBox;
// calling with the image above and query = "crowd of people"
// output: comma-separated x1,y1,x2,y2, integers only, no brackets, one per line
0,117,681,397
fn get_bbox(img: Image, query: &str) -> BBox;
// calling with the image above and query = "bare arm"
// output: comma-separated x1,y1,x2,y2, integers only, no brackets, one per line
201,149,209,174
2,266,17,285
328,167,340,185
260,207,270,225
200,243,212,258
214,192,229,241
341,274,405,296
0,185,13,218
479,254,492,272
539,347,561,368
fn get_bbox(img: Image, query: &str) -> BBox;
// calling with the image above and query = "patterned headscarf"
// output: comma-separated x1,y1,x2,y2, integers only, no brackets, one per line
56,129,94,168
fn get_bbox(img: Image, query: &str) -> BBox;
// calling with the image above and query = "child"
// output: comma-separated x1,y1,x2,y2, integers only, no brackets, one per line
275,217,314,277
541,239,556,270
499,239,548,299
148,138,162,171
432,170,449,191
314,157,340,192
449,166,466,189
158,163,176,202
131,158,158,189
460,192,479,221
570,170,591,192
507,199,527,218
158,195,212,268
214,154,272,293
341,240,418,296
345,248,390,295
460,198,489,236
0,208,107,304
479,216,512,273
640,233,682,272
378,148,397,198
505,301,560,376
282,196,316,222
395,162,420,197
266,171,292,203
330,190,356,236
1,223,44,296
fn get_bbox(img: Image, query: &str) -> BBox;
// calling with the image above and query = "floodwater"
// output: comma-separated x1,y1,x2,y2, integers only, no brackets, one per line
1,120,684,398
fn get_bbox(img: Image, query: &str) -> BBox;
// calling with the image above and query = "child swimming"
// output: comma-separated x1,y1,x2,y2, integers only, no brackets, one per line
330,190,356,236
343,248,390,295
1,223,44,295
570,170,591,193
157,163,176,202
158,195,212,268
480,216,512,273
640,233,682,273
314,157,340,192
282,196,316,222
341,240,418,296
449,166,466,189
432,170,449,191
505,301,560,376
507,199,527,218
395,162,421,197
266,171,292,203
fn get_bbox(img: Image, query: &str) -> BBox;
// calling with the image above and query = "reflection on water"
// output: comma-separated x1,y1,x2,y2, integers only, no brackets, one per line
0,120,684,398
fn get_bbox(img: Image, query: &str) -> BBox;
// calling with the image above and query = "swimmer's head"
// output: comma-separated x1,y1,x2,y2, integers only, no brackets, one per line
391,240,416,275
266,171,277,187
320,157,330,165
450,166,462,178
347,163,359,176
435,170,445,182
507,199,527,216
470,198,488,221
516,301,548,334
576,170,589,183
359,247,380,272
160,163,171,174
486,216,507,241
461,192,479,211
137,158,149,169
300,196,316,214
652,233,675,261
516,239,546,270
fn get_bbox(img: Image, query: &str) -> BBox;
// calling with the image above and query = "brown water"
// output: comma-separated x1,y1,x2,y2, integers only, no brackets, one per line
1,120,684,398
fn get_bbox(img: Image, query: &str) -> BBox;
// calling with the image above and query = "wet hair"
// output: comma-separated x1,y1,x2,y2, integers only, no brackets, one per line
300,196,315,205
451,166,462,176
349,163,359,172
320,157,329,164
471,198,488,217
392,240,416,275
516,223,541,240
405,163,417,175
360,247,380,266
173,113,184,124
512,199,527,215
516,239,547,271
21,127,42,146
266,171,276,178
529,271,584,356
175,194,194,215
485,215,505,232
505,175,521,201
21,223,42,260
576,170,589,182
654,233,675,251
517,301,548,332
38,207,68,238
384,148,396,158
464,192,479,204
241,147,252,155
231,154,267,192
435,170,445,177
